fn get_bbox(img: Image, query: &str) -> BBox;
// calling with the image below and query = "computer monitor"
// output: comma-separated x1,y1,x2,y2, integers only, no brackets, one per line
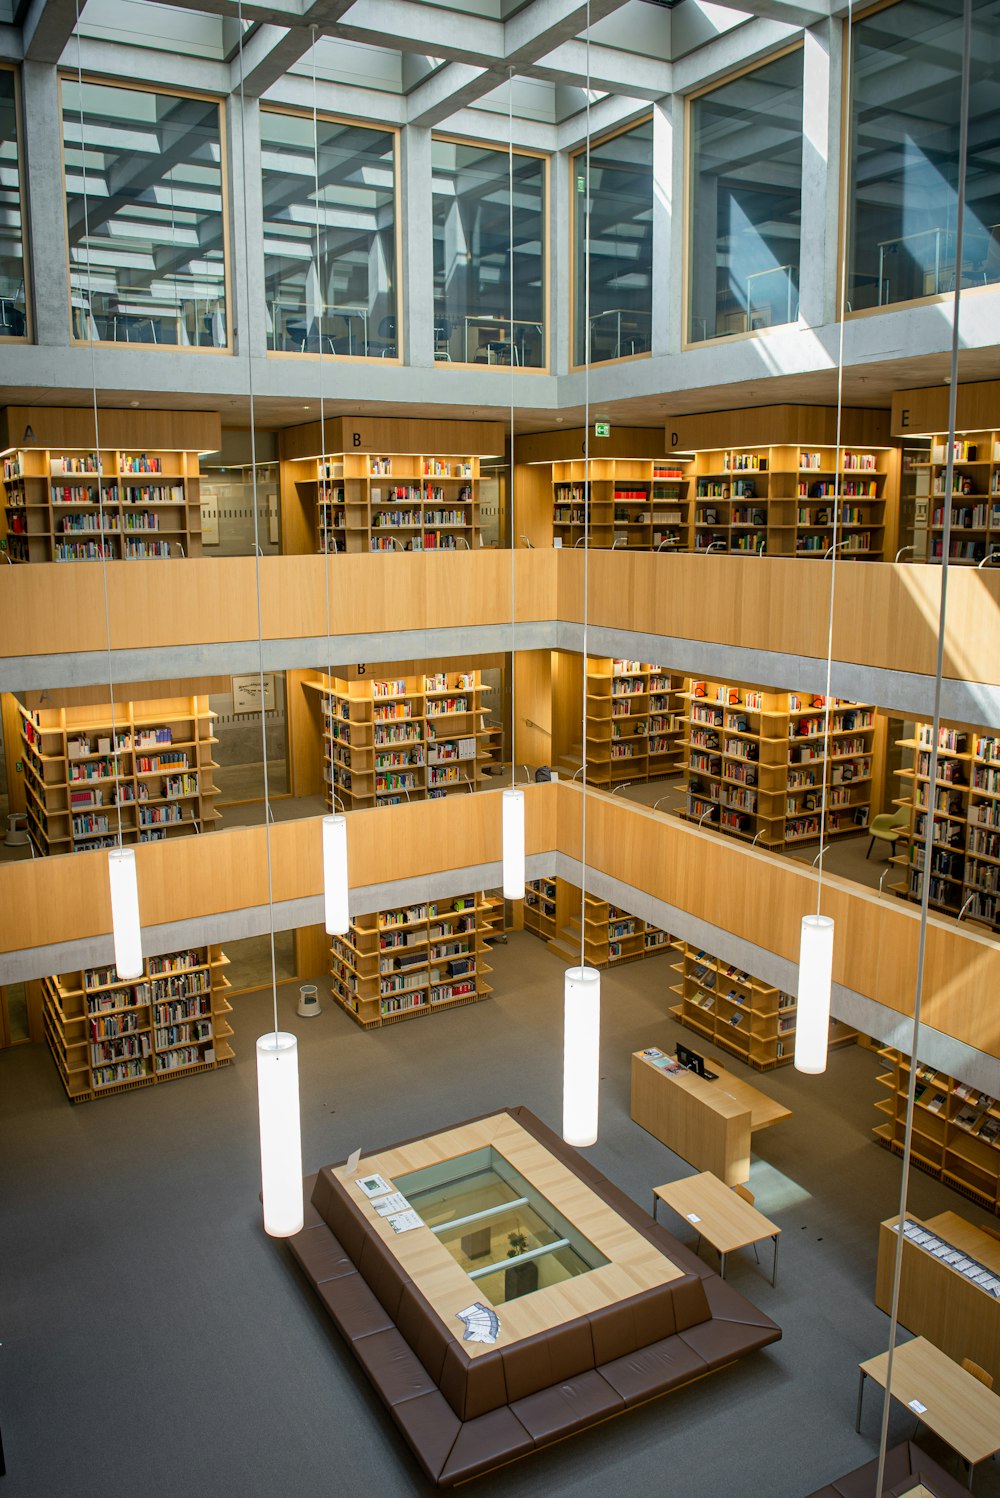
676,1042,704,1076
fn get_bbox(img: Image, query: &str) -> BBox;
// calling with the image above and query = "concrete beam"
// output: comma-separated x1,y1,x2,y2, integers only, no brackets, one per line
525,39,670,100
21,0,81,64
228,0,359,97
406,61,503,129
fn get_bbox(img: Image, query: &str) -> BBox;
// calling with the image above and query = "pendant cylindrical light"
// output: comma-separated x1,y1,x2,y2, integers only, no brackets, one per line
502,786,525,899
108,846,143,979
256,1031,304,1237
323,812,349,935
563,965,601,1146
795,913,835,1075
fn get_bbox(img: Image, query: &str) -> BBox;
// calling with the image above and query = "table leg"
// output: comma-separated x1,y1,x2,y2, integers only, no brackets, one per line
856,1369,865,1433
966,1458,973,1492
720,1251,727,1281
651,1192,656,1224
771,1233,779,1288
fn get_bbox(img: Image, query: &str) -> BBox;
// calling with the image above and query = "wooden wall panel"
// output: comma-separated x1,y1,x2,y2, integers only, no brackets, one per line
3,784,997,1062
1,692,25,813
1,405,220,453
891,381,1000,438
514,650,554,767
279,416,506,463
664,405,892,453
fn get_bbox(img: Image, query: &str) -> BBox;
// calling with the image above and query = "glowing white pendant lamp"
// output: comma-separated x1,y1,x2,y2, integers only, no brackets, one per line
795,913,835,1075
256,1031,304,1236
108,846,143,979
502,786,525,899
563,965,601,1146
323,812,349,935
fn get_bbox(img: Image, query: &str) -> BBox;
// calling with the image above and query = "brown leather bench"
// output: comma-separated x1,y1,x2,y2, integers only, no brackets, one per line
805,1439,971,1497
286,1107,781,1486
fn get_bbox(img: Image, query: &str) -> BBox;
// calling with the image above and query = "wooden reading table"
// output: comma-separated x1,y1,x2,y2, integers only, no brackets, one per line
856,1337,1000,1489
652,1170,781,1285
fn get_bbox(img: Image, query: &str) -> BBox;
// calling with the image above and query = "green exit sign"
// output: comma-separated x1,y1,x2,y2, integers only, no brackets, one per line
576,175,585,193
594,422,611,438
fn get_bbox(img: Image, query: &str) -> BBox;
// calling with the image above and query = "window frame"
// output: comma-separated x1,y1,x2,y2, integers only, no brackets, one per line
430,130,550,375
58,73,233,354
0,62,31,346
682,41,805,352
259,102,403,365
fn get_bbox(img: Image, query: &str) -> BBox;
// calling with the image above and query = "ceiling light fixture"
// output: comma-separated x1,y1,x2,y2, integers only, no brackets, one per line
563,0,601,1148
502,65,526,904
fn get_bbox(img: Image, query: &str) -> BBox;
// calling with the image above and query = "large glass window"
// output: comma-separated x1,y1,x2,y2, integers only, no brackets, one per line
0,67,27,339
848,0,1000,311
574,118,652,365
432,139,546,367
61,79,228,348
260,110,398,358
688,50,803,343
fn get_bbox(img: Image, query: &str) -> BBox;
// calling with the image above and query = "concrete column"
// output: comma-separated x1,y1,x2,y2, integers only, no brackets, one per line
400,124,434,368
549,146,571,374
650,96,673,358
800,20,843,330
226,93,267,358
667,91,685,353
21,61,71,347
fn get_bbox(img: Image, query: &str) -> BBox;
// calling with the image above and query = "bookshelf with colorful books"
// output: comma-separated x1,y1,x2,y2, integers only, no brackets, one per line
1,444,204,563
679,679,876,848
309,667,500,811
17,695,220,855
922,433,1000,565
890,722,1000,930
284,449,484,554
874,1047,1000,1213
523,876,674,968
586,658,687,788
329,893,499,1028
794,447,889,560
669,939,856,1071
42,945,232,1102
550,458,693,551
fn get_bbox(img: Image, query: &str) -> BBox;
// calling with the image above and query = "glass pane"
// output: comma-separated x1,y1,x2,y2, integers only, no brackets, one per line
432,139,545,367
62,80,227,348
848,0,1000,311
688,50,803,343
0,68,26,338
574,118,653,365
260,111,397,357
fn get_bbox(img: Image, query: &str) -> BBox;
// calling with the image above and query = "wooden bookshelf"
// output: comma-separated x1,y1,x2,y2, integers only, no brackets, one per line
309,667,500,811
524,876,674,968
874,1047,1000,1215
42,944,232,1103
689,444,890,560
669,939,856,1072
284,449,484,554
18,695,220,855
586,658,687,788
917,433,1000,565
551,458,692,551
679,678,876,848
890,722,1000,930
330,892,500,1028
1,445,204,562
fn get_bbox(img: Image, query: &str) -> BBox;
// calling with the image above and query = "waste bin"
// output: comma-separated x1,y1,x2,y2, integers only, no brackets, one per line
297,984,321,1018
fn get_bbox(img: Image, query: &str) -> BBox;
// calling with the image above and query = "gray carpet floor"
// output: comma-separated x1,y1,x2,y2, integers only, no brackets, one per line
1,932,996,1498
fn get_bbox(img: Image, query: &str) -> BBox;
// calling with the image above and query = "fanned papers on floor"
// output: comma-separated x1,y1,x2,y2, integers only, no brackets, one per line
892,1218,1000,1297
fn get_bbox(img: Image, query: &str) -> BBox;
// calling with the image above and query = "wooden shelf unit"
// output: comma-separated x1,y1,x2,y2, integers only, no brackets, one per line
310,668,501,811
1,445,203,562
286,450,484,554
669,939,856,1072
330,893,500,1028
874,1047,1000,1214
18,695,220,855
689,445,889,560
679,678,876,848
922,433,1000,565
551,458,692,551
890,722,1000,930
524,876,674,968
42,945,232,1102
586,658,687,788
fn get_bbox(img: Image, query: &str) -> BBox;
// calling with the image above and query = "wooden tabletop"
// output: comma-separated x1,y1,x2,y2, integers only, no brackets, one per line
332,1112,686,1355
925,1211,1000,1272
633,1052,792,1133
860,1336,1000,1465
654,1171,780,1253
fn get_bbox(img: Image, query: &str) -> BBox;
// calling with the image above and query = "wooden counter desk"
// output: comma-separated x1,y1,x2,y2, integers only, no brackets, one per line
630,1050,792,1186
876,1211,1000,1387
